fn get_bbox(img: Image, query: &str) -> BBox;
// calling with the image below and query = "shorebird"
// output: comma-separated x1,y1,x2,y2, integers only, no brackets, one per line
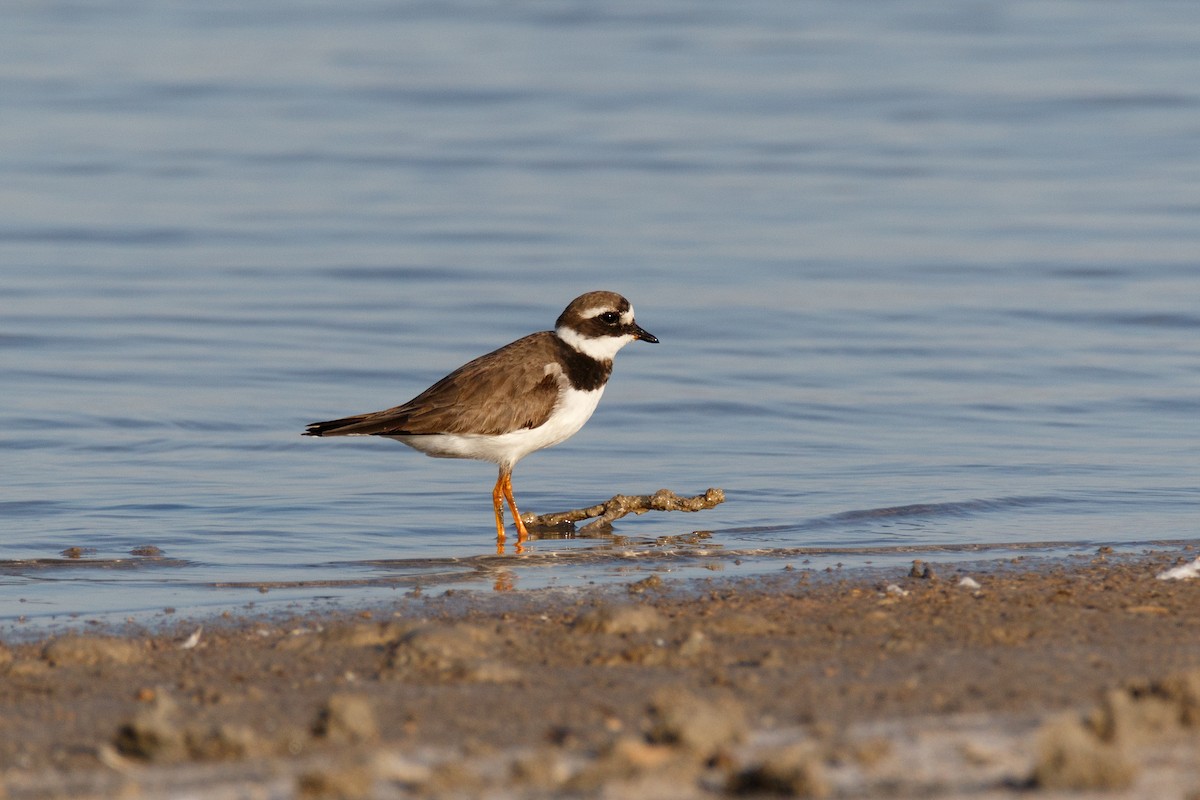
304,291,658,547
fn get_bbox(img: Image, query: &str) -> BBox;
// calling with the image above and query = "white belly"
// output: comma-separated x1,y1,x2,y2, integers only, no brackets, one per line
388,386,605,469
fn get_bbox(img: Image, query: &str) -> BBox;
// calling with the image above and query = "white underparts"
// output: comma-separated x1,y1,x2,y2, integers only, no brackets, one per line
387,384,606,469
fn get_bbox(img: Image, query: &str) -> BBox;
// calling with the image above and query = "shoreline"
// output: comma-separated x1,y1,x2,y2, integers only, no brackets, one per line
3,548,1200,798
7,534,1195,639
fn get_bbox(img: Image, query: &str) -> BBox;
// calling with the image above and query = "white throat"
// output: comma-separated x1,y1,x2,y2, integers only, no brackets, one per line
556,325,633,362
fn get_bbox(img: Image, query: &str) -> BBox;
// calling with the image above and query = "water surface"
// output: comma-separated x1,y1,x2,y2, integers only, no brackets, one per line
3,1,1199,630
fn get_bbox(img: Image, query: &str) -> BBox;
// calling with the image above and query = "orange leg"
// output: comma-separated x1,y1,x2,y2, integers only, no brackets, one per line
491,472,507,545
500,468,531,543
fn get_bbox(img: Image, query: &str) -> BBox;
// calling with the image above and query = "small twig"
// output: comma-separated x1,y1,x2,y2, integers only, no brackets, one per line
523,488,725,534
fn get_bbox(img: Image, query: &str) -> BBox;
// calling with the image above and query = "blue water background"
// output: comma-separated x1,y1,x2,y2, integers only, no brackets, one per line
3,1,1199,628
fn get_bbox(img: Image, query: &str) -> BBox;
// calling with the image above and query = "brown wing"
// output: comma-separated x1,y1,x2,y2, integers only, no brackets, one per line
304,332,562,437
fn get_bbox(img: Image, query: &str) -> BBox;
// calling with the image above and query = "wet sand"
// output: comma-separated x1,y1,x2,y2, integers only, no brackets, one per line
3,549,1200,798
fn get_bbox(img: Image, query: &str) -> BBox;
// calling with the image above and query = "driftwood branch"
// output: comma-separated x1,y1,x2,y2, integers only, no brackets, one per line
523,488,725,534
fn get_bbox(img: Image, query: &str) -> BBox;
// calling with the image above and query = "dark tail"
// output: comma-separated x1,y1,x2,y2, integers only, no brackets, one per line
303,414,373,437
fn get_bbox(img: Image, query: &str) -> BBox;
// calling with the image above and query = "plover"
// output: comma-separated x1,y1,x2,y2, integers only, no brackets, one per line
304,291,658,547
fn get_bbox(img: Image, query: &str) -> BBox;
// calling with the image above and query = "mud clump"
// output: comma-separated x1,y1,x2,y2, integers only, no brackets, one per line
627,574,664,594
276,621,413,656
1090,668,1200,742
298,752,433,799
187,722,282,761
321,621,413,649
42,635,146,666
384,623,519,683
1092,686,1181,744
730,743,830,798
701,610,779,637
645,687,746,758
908,560,937,580
297,761,375,800
114,688,297,763
509,748,573,790
313,693,379,744
1031,668,1200,791
114,690,190,762
573,603,665,635
565,736,693,794
387,623,491,669
1032,714,1136,790
565,687,743,793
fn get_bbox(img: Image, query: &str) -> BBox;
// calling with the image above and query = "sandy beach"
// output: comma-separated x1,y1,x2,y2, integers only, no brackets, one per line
4,549,1200,798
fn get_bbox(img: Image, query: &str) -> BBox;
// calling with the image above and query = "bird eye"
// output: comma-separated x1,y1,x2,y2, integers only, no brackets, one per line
599,311,620,325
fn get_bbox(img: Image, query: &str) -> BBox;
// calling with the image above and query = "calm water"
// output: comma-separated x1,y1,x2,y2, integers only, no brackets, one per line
4,1,1199,630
